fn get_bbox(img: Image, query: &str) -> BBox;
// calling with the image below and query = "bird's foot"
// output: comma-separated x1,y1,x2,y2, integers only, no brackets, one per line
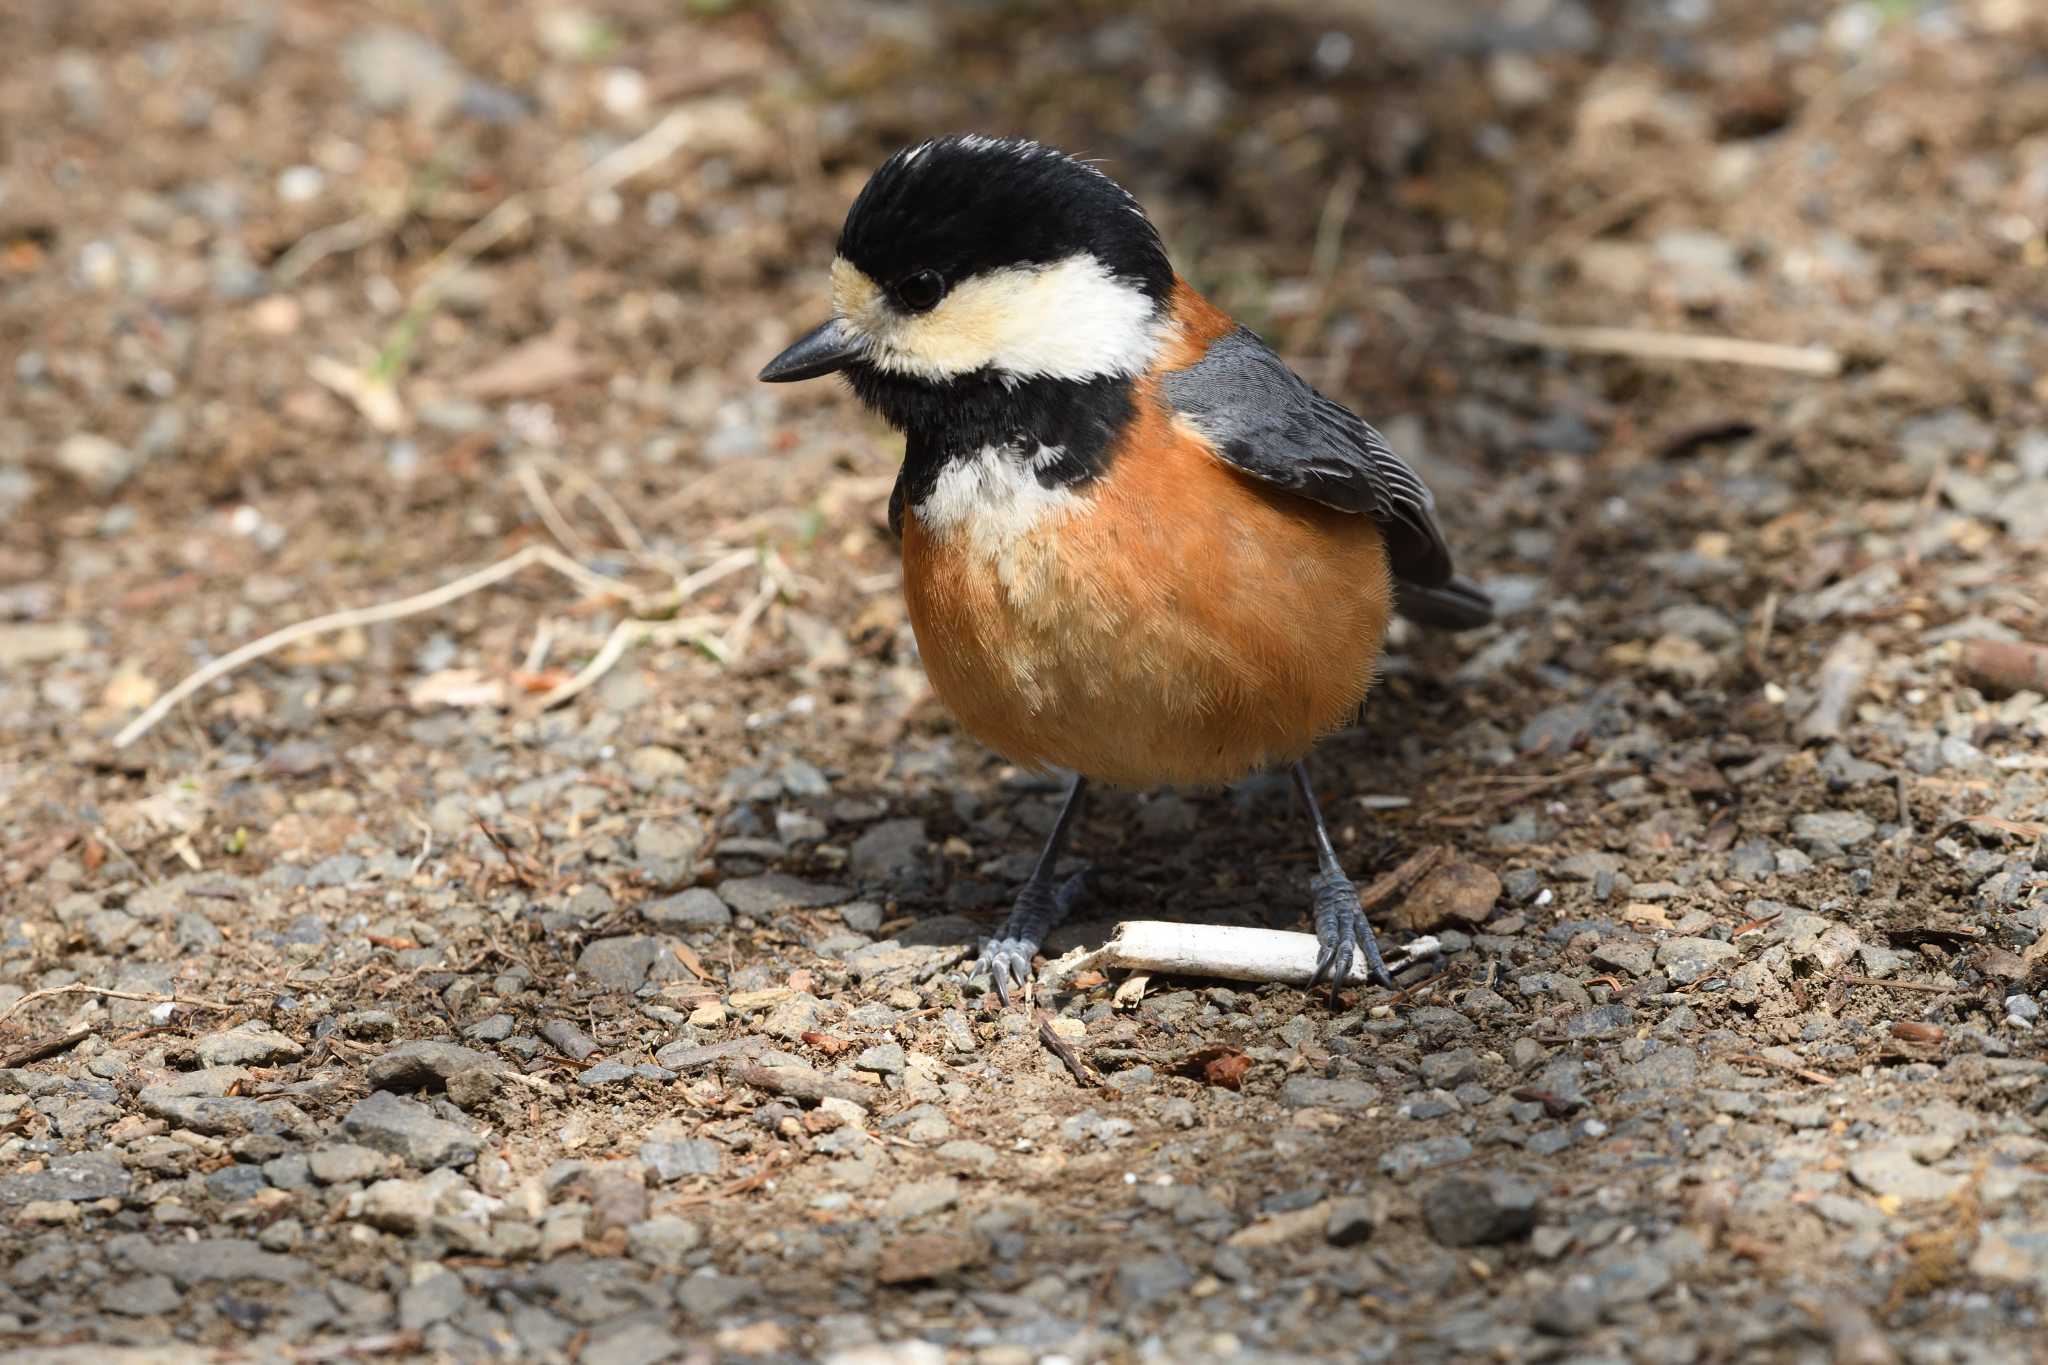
1307,868,1394,1003
973,870,1088,1006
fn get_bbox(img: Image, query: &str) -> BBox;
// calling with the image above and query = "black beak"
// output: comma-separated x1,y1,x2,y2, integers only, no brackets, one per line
758,317,863,383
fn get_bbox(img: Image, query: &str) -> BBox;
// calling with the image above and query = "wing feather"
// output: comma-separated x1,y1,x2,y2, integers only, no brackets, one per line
1161,326,1456,588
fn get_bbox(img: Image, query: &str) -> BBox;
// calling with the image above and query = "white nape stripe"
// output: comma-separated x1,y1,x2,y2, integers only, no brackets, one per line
834,252,1164,384
914,444,1078,562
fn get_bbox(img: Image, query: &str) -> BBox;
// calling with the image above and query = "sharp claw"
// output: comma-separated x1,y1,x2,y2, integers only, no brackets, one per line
1328,944,1354,998
1354,919,1394,989
970,868,1087,1010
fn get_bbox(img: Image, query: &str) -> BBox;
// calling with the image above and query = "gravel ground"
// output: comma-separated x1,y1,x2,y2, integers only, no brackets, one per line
3,1,2047,1362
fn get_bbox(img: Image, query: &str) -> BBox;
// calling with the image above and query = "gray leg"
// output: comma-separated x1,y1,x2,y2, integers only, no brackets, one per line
1294,761,1393,1001
973,774,1089,1006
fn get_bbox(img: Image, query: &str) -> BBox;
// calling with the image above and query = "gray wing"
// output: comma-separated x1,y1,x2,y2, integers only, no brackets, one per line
1162,326,1456,589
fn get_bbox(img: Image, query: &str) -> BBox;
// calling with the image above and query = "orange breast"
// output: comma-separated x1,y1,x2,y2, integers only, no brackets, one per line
900,381,1393,789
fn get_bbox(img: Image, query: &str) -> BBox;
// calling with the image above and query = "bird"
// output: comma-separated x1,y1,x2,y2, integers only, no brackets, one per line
758,134,1491,1005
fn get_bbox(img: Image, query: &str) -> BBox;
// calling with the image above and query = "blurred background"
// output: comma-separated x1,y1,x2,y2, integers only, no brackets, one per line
3,2,2048,1360
3,0,2042,765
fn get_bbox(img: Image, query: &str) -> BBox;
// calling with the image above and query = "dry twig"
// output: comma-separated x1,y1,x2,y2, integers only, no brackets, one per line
1460,309,1842,376
1035,1010,1097,1088
726,1063,871,1107
1839,976,1956,996
112,545,636,748
0,983,240,1027
0,1028,96,1068
1729,1051,1835,1086
1057,922,1441,989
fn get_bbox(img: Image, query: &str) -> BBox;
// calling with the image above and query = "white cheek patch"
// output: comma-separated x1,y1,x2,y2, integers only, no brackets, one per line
831,254,1163,383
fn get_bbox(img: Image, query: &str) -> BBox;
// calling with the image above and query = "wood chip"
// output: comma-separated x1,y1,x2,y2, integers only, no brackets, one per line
1794,632,1875,743
458,324,592,399
726,1063,870,1108
1179,1045,1253,1091
876,1232,984,1285
1393,860,1503,932
669,942,711,982
1959,638,2048,698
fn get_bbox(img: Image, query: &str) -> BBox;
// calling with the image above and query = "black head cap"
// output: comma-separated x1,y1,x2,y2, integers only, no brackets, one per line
835,136,1174,306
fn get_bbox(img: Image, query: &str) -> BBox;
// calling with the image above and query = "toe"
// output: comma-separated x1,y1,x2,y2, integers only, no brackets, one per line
1325,941,1354,994
982,942,1034,1008
1354,924,1394,989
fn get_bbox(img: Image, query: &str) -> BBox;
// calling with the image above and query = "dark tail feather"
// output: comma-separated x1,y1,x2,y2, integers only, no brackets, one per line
1396,575,1493,631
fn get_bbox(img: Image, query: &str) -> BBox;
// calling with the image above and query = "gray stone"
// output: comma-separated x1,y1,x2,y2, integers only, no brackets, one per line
140,1095,300,1138
1534,1287,1602,1335
1847,1142,1966,1203
56,431,139,491
850,818,928,879
349,1174,458,1234
716,874,850,921
102,1272,180,1317
0,1150,130,1205
368,1040,498,1092
884,1176,960,1221
399,1270,469,1330
633,817,703,866
194,1021,304,1068
1421,1174,1542,1246
855,1043,907,1075
937,1140,998,1172
1791,810,1876,850
116,1236,309,1287
675,1271,758,1321
1656,937,1739,985
340,25,525,125
205,1163,270,1202
340,1091,481,1169
1325,1195,1384,1247
1420,1049,1480,1090
1114,1253,1194,1306
576,936,664,991
466,1014,516,1043
583,1320,687,1365
1565,1003,1636,1039
1554,852,1626,883
1592,940,1655,977
1379,1135,1474,1181
577,1061,641,1086
1620,1046,1699,1089
761,992,825,1042
642,889,731,931
309,1144,389,1184
1726,840,1777,881
626,1215,704,1268
639,1138,723,1183
541,1019,600,1061
1278,1076,1381,1110
446,1068,502,1111
262,1153,313,1191
840,902,885,933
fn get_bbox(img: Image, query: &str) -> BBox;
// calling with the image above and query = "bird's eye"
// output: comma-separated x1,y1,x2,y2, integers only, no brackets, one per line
894,269,945,313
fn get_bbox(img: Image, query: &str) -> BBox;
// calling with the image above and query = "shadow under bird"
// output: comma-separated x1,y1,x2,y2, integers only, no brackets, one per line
760,135,1491,1004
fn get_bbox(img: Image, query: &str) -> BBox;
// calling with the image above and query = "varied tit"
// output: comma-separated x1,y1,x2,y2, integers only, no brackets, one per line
761,135,1490,1005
